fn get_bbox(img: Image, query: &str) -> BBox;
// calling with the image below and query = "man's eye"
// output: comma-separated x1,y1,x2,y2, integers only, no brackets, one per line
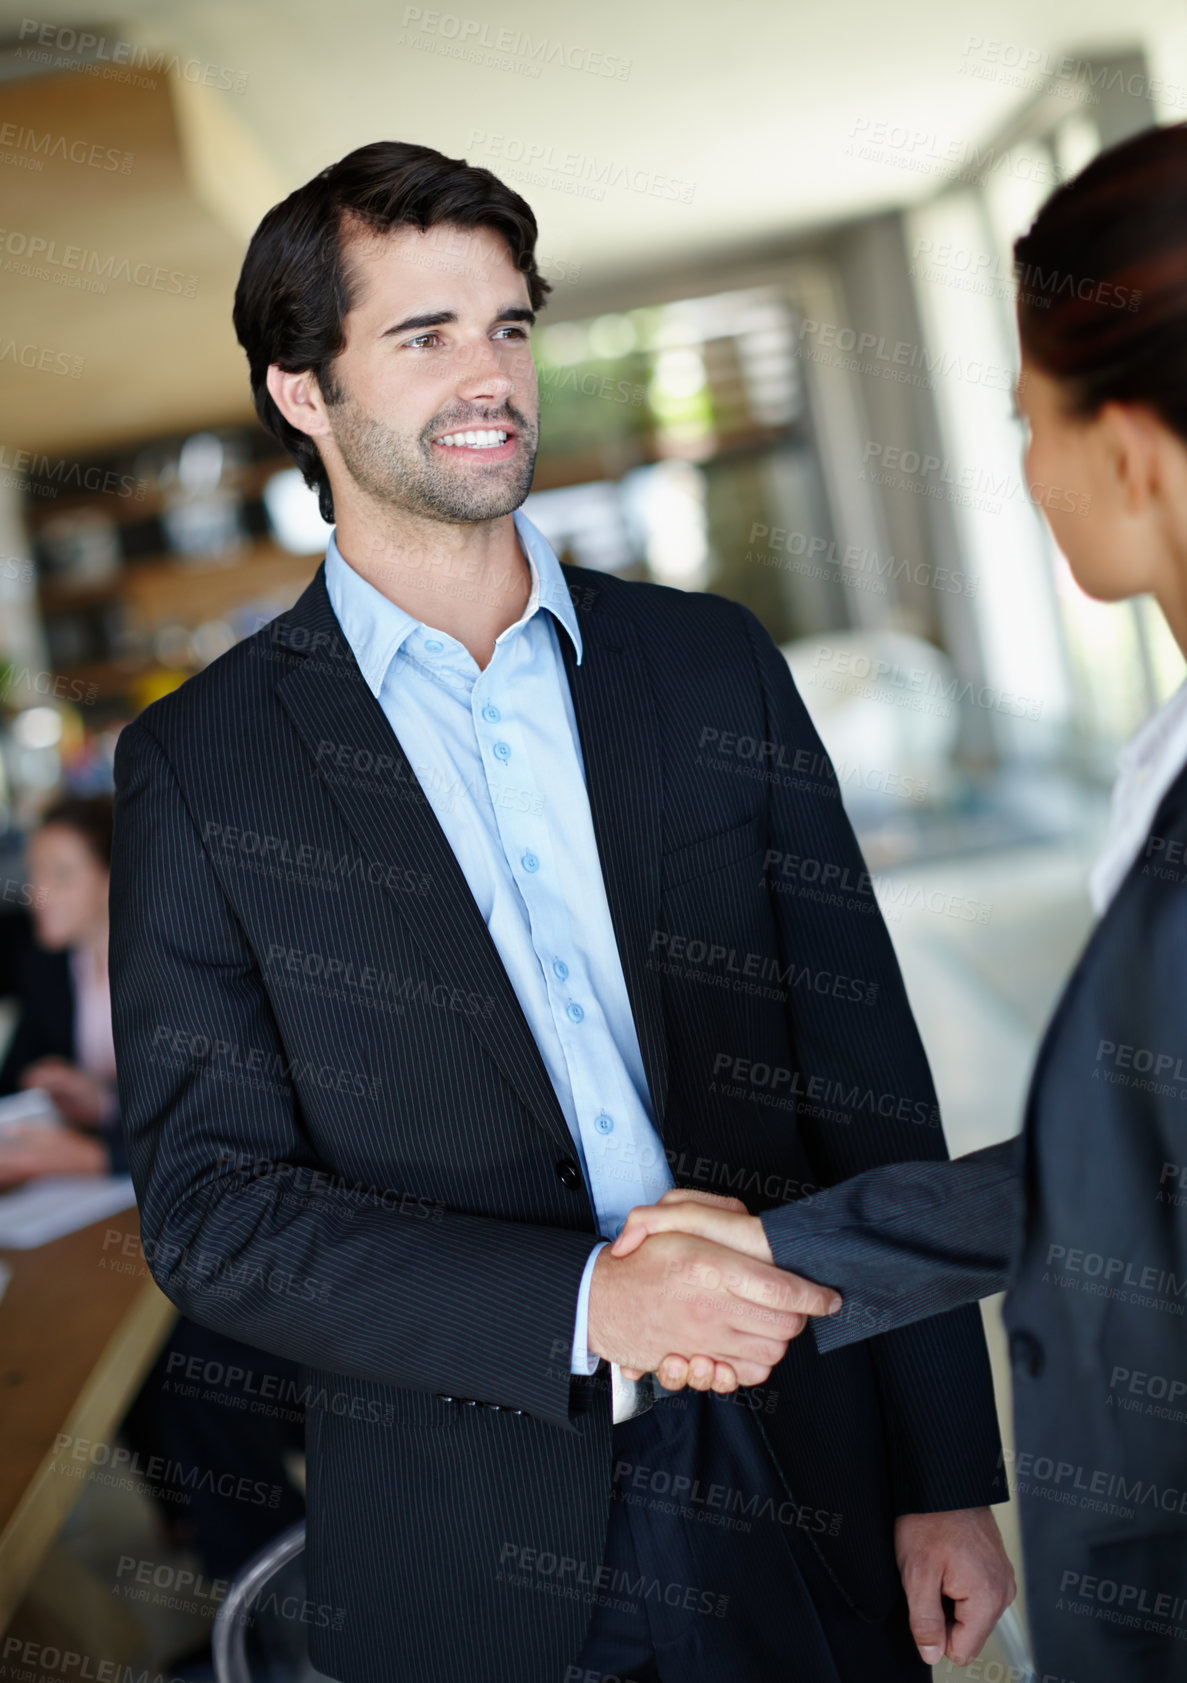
406,333,441,349
496,326,529,339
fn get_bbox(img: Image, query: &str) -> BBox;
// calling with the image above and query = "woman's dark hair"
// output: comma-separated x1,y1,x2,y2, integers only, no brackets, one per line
1015,121,1187,439
232,140,554,522
38,795,114,869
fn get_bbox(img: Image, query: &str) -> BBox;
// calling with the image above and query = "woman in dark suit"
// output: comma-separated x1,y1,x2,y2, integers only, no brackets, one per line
0,795,305,1614
613,122,1187,1683
0,796,127,1180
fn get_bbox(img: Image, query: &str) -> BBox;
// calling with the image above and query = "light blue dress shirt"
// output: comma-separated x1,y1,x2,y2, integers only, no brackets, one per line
324,508,675,1372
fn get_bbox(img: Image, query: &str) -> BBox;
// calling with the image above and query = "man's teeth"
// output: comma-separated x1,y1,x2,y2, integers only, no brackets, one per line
435,429,509,448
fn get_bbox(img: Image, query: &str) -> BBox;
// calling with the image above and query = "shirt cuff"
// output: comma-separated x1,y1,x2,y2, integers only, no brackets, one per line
571,1240,609,1375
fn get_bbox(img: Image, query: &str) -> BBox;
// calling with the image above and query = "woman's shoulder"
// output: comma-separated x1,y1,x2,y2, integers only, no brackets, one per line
0,917,72,1004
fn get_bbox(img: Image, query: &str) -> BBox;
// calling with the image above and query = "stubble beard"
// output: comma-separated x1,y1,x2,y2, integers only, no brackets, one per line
324,388,538,524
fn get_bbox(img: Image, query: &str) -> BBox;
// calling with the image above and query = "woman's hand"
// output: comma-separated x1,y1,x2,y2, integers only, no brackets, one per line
610,1190,837,1395
20,1057,113,1127
612,1187,776,1264
0,1123,110,1187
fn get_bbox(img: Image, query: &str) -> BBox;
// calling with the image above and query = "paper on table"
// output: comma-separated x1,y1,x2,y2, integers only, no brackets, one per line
0,1176,137,1249
0,1089,63,1131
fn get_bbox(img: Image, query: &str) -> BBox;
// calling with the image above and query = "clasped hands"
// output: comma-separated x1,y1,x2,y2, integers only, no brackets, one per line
587,1187,837,1393
587,1187,1018,1669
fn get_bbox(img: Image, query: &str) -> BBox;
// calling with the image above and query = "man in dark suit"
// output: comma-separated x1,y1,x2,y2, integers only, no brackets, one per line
109,140,1014,1683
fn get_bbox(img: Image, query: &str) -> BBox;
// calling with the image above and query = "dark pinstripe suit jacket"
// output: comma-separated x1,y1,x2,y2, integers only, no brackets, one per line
759,760,1187,1683
109,560,1004,1683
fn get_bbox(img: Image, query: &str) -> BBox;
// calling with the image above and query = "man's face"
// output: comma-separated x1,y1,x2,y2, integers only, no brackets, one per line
319,219,540,524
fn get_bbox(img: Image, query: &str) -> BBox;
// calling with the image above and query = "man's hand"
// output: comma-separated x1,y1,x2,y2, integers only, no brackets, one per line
587,1224,840,1391
894,1507,1016,1667
608,1189,840,1394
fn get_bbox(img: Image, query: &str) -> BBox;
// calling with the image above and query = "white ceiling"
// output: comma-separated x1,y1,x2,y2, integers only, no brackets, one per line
1,0,1184,451
6,0,1179,268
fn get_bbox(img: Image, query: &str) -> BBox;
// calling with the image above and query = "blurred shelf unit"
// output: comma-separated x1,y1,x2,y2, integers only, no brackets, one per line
21,423,330,705
528,421,805,495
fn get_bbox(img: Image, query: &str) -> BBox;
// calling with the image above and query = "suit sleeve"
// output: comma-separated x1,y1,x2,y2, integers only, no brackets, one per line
734,602,1009,1514
109,716,602,1431
0,907,33,1000
0,1002,37,1096
759,1136,1025,1349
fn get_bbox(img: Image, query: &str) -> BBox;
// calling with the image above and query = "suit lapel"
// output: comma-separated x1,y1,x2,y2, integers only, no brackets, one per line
271,567,575,1164
558,606,671,1138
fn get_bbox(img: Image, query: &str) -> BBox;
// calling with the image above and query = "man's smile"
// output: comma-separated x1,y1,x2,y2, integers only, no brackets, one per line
430,424,518,461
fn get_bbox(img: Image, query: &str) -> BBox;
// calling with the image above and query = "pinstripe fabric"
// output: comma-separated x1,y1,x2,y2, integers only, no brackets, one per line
324,514,675,1377
109,562,1003,1683
731,751,1187,1683
1002,761,1187,1683
758,1137,1025,1347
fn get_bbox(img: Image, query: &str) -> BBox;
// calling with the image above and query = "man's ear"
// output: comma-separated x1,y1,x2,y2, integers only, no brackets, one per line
266,364,331,442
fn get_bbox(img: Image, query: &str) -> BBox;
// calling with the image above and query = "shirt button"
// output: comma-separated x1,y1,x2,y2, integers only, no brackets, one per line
424,638,444,653
566,1002,584,1023
493,741,511,762
482,704,501,723
595,1112,614,1134
552,959,569,981
521,852,540,873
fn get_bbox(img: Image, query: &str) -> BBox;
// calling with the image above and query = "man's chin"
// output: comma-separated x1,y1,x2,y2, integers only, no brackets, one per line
417,467,536,525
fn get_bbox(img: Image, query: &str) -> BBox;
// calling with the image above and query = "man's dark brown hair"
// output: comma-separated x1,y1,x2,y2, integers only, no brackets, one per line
233,140,553,522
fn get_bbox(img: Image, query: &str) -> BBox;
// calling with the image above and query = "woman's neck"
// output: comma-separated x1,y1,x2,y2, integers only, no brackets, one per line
75,924,109,976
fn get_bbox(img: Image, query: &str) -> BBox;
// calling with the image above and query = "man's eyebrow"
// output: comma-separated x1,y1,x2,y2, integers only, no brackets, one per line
380,305,536,339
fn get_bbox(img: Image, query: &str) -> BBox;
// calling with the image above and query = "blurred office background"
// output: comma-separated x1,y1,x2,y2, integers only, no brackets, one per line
2,0,1186,1675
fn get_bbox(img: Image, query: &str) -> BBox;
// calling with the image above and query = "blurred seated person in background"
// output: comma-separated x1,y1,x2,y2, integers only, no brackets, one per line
0,793,305,1600
0,795,125,1181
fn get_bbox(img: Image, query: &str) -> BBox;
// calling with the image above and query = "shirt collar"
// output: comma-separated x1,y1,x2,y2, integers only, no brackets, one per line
323,507,583,700
1088,675,1187,915
1115,673,1187,784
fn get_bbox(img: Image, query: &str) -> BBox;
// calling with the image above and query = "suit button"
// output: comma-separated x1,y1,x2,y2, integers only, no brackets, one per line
556,1158,582,1190
1010,1330,1044,1377
435,1395,455,1404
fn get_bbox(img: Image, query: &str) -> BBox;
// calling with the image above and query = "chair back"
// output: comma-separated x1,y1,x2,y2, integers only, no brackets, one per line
995,1605,1037,1680
212,1521,316,1683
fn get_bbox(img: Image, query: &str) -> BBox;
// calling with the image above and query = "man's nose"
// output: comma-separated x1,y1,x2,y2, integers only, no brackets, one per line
453,338,516,399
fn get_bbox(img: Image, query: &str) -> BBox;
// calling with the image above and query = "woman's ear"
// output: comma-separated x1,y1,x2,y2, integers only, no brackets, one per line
1097,401,1165,517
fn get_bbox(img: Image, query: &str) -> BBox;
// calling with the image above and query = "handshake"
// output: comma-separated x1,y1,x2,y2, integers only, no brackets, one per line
586,1188,842,1394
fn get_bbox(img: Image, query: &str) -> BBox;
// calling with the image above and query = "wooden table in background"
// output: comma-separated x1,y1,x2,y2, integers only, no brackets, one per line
0,1203,177,1638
